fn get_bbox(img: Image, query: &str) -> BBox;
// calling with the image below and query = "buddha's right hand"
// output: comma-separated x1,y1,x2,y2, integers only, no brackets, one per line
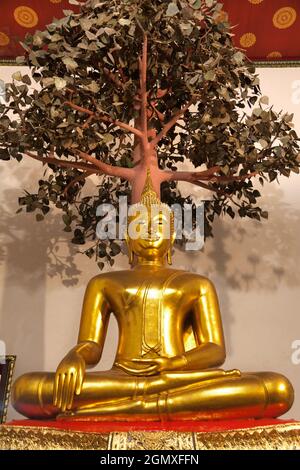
53,351,85,412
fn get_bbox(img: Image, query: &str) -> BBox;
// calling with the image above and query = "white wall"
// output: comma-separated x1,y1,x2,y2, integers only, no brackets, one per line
0,66,300,421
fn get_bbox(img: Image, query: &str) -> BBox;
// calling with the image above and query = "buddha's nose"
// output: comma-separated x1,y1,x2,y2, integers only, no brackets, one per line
148,229,159,240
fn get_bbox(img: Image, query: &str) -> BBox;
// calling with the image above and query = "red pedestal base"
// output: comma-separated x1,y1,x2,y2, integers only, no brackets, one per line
1,418,300,450
5,417,298,434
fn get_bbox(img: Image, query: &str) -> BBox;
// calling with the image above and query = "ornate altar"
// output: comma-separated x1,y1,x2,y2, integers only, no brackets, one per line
0,356,16,424
0,418,300,450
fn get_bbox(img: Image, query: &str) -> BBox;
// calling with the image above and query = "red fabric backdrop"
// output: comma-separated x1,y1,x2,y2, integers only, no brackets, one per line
222,0,300,62
0,0,299,62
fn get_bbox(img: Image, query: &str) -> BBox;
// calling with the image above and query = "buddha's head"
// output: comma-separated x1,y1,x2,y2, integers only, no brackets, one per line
126,170,175,265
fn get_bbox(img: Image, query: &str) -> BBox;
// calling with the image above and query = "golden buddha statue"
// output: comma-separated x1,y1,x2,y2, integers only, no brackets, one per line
12,170,294,421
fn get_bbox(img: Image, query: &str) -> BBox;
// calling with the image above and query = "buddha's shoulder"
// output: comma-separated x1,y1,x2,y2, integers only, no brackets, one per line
165,269,216,288
86,269,216,290
86,270,134,286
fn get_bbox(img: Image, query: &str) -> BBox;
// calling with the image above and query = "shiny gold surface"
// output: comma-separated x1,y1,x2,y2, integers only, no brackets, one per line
0,423,300,450
0,424,109,450
11,171,294,421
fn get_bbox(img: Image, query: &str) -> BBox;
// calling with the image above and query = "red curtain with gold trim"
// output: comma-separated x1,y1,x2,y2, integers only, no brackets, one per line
0,0,79,59
222,0,300,63
0,1,299,62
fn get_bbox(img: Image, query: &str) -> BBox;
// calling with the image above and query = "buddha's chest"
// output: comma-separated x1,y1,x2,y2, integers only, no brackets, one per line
115,273,187,357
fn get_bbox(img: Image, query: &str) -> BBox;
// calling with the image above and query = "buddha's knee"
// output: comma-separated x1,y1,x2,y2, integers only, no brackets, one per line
12,372,56,419
256,372,294,417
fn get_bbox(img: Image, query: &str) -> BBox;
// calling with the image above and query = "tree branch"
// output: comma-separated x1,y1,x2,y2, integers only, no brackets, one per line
138,34,151,159
103,67,125,90
74,150,135,181
97,115,143,138
149,100,165,122
25,151,99,173
162,167,258,189
140,34,148,137
64,101,94,116
63,171,95,198
151,99,195,148
64,101,143,139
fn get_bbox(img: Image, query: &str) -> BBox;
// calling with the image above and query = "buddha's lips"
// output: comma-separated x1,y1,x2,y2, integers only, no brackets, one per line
140,239,161,246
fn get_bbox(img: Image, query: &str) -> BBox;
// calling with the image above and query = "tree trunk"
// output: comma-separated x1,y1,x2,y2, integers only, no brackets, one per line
130,144,163,203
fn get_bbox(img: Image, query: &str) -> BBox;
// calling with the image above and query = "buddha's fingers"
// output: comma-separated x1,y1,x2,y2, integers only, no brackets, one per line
53,373,63,408
75,368,84,395
204,369,241,380
53,373,60,407
67,373,76,410
57,373,66,410
188,369,241,382
61,373,72,412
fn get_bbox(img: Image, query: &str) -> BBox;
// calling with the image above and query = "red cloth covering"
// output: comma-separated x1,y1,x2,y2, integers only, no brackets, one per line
6,418,298,434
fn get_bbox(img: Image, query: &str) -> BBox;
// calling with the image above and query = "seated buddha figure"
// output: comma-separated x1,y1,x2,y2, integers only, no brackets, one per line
12,170,294,421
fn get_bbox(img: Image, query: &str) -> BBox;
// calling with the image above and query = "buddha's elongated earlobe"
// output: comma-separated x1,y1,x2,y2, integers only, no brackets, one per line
167,247,172,265
167,227,176,265
125,232,134,265
128,245,134,265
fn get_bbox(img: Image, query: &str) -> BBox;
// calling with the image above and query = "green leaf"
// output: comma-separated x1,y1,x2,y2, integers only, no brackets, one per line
16,56,25,64
260,96,269,105
259,139,268,149
84,81,100,93
110,242,121,256
0,149,10,160
42,77,55,87
227,206,235,219
119,18,131,26
62,214,72,225
103,134,113,144
166,2,179,17
204,70,216,81
233,51,244,64
12,72,22,81
54,77,67,91
190,0,202,9
62,57,78,70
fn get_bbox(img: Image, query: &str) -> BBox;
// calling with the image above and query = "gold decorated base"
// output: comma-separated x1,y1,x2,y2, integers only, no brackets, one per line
0,422,300,450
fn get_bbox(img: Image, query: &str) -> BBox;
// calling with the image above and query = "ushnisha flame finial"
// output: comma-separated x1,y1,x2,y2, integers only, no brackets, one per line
140,168,161,207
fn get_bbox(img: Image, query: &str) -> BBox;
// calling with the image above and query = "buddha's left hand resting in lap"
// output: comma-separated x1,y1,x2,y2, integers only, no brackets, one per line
12,172,294,421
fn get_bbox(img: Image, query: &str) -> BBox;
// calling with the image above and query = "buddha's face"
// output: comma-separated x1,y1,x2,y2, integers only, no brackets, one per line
126,210,175,261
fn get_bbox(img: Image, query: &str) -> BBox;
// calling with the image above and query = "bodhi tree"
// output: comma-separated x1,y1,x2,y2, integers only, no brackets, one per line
1,0,300,268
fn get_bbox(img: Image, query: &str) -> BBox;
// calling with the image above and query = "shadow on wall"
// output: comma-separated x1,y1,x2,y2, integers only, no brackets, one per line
205,184,300,291
174,184,300,352
0,163,83,377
